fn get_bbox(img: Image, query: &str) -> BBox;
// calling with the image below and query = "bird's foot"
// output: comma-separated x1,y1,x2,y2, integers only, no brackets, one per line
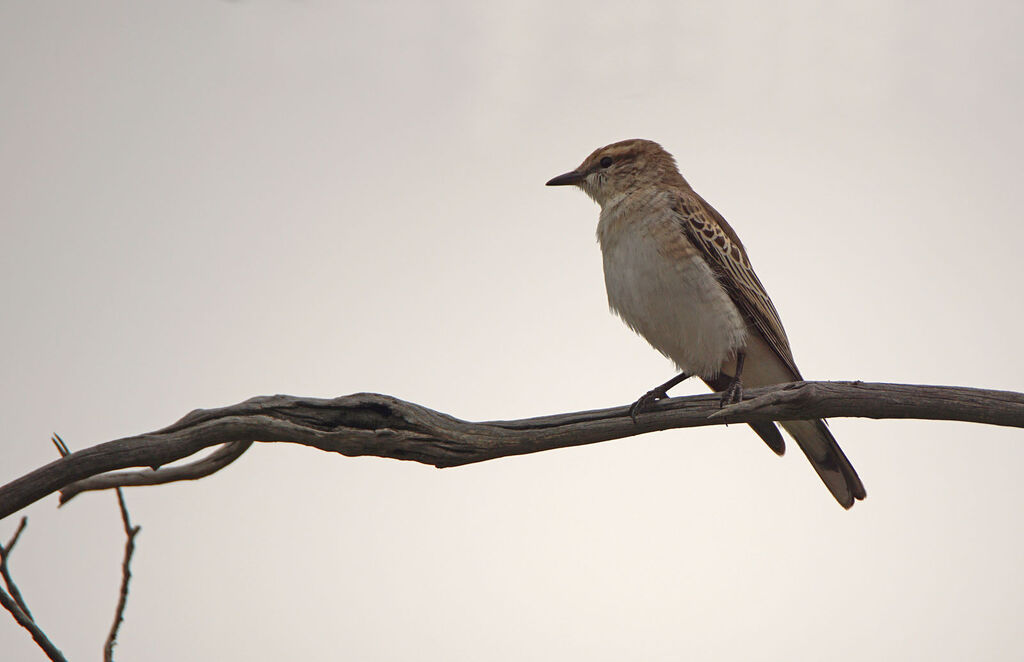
629,388,669,423
719,379,743,408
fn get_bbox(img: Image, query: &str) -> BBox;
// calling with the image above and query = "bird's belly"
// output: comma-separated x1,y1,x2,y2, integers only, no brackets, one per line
603,231,747,378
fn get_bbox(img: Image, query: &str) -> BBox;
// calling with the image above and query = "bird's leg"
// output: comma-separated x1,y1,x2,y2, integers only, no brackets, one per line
629,371,691,423
720,350,745,407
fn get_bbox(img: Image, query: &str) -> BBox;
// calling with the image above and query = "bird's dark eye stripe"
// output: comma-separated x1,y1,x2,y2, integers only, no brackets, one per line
600,156,613,168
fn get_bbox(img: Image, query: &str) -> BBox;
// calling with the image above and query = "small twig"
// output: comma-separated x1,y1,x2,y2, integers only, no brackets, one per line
103,488,140,662
0,516,32,618
51,433,70,458
60,440,251,506
0,517,68,662
3,516,27,550
0,588,69,662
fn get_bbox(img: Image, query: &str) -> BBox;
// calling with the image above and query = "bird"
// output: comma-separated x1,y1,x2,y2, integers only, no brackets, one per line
546,138,865,508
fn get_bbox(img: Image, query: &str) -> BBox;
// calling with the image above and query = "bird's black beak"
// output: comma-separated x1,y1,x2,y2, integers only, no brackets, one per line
546,170,584,186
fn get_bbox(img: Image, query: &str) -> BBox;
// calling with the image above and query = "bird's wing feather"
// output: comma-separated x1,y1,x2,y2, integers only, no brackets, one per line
673,191,802,379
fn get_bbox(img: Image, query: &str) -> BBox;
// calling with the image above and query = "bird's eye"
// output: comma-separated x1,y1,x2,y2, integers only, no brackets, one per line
600,156,613,168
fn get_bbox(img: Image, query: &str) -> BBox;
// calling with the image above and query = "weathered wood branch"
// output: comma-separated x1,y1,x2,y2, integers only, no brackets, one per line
57,440,252,505
0,517,68,662
1,381,1022,520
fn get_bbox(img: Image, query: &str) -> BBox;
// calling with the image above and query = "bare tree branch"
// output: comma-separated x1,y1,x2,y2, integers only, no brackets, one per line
104,488,140,662
1,381,1022,521
60,441,251,506
0,518,68,662
0,517,32,619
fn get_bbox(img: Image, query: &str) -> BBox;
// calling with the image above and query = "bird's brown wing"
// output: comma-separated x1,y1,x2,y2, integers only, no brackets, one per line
672,190,802,379
672,190,866,507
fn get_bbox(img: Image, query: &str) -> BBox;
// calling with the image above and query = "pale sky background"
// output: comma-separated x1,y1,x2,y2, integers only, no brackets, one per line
2,1,1023,660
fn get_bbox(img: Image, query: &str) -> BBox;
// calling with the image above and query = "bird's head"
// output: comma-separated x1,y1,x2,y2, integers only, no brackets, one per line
546,138,687,207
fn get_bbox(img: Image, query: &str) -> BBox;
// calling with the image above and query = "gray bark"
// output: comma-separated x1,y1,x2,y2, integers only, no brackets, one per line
1,381,1022,520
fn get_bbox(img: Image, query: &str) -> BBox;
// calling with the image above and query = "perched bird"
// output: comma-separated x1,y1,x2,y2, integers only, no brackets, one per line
546,138,865,508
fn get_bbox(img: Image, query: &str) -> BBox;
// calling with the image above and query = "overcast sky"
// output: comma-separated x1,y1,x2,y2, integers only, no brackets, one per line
2,1,1023,660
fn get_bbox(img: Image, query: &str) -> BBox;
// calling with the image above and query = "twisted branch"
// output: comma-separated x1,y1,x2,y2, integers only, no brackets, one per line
1,381,1022,521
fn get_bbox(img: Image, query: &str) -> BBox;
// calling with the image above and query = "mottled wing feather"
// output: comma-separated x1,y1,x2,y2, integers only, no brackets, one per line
673,191,802,379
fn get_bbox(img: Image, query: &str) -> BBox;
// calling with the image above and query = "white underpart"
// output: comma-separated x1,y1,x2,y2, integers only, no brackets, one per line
597,195,748,378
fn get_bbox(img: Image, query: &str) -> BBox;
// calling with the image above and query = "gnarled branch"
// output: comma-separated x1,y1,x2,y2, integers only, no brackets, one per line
1,380,1022,520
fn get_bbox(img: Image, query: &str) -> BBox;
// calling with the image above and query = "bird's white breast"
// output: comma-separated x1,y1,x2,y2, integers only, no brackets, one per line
597,194,748,378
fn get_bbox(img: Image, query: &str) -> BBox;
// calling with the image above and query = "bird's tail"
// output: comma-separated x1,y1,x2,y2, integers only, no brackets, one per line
780,419,866,509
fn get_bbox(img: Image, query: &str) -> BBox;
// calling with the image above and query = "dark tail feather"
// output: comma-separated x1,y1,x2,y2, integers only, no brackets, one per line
702,376,785,456
780,419,867,509
749,421,786,456
702,374,863,506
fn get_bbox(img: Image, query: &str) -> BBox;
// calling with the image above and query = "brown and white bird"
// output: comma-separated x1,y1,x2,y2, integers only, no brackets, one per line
547,138,865,508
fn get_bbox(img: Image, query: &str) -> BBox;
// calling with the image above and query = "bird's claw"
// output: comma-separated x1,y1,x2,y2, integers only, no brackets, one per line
629,388,668,423
719,380,743,408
